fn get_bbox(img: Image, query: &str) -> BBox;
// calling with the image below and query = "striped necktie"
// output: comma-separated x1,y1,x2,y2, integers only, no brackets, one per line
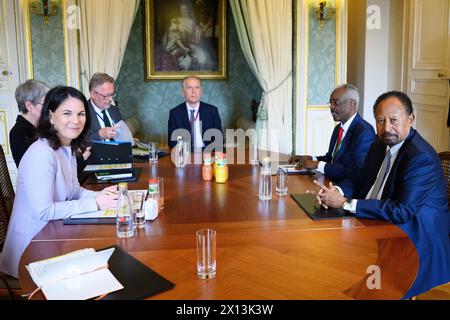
189,109,196,147
332,127,344,161
368,149,392,199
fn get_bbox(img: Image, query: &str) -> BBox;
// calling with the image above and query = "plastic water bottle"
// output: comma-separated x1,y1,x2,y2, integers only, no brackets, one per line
259,157,272,200
175,136,185,168
116,182,134,238
249,140,258,165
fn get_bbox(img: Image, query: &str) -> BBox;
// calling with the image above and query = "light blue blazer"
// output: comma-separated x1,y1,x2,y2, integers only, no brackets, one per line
0,139,98,278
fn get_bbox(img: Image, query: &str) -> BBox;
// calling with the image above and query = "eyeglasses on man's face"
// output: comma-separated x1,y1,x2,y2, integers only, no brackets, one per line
93,89,116,99
327,98,352,108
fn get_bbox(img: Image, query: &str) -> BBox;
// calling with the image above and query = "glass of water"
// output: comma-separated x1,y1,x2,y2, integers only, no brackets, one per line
148,142,158,164
196,229,216,279
276,167,288,196
131,191,145,229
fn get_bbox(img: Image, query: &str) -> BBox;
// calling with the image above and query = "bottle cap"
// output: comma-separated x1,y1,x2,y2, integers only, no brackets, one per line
203,152,211,160
118,182,128,189
262,157,270,164
148,178,159,194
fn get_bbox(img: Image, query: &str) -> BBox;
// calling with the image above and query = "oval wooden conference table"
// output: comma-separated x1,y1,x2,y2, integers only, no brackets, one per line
19,151,418,300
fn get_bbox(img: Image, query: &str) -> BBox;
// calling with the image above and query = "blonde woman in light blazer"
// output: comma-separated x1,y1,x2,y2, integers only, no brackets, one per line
0,86,118,278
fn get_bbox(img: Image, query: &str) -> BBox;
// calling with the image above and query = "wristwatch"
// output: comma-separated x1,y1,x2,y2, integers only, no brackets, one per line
343,199,354,212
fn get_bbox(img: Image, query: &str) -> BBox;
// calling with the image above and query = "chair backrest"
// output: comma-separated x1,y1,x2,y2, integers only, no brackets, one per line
0,145,14,251
438,151,450,206
0,193,9,252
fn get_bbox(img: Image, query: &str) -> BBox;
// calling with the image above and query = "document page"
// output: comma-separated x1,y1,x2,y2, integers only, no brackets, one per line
42,268,123,300
115,120,134,144
70,190,147,219
26,248,95,287
278,164,309,174
27,248,115,287
84,163,132,172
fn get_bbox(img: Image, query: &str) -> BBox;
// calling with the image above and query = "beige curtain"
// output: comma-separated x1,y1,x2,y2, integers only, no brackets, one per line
79,0,140,95
230,0,293,154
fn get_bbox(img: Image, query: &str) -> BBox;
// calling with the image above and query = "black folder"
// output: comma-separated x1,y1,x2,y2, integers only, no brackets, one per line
86,141,133,166
103,245,175,300
84,167,142,185
63,218,116,225
291,193,354,220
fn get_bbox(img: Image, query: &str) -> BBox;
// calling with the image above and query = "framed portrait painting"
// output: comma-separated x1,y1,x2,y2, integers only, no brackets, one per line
144,0,227,80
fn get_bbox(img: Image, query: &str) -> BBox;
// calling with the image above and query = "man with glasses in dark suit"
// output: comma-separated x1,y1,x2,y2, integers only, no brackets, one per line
86,72,123,142
290,84,375,183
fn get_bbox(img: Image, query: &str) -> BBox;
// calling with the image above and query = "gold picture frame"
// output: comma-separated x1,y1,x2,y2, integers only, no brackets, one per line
144,0,227,80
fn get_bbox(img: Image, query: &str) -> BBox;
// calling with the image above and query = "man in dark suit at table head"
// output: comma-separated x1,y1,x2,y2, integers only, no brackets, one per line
167,76,223,150
290,84,375,183
313,91,450,299
86,72,123,142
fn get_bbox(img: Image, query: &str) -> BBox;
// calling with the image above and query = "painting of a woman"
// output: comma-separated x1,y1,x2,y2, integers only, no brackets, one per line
146,0,225,79
161,2,213,71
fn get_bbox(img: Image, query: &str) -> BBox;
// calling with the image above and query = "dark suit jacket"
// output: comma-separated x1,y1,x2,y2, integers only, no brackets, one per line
167,101,223,148
317,113,375,182
9,115,37,167
338,129,450,299
86,100,122,142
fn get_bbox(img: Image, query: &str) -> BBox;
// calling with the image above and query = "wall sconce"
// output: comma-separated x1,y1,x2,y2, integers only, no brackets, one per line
314,1,336,31
30,0,59,26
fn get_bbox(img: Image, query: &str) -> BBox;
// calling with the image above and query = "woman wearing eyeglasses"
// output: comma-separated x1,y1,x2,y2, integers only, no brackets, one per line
10,79,50,167
0,86,118,279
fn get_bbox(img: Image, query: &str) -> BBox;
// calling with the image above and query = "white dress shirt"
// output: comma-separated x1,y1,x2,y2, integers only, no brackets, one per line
186,102,204,148
341,140,406,213
315,113,358,174
92,101,115,128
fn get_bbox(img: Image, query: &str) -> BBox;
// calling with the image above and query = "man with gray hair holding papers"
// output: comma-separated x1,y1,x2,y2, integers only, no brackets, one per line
86,73,133,143
289,84,375,183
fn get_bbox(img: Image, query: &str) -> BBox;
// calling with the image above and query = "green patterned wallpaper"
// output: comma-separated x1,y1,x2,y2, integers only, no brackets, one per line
307,1,336,105
25,2,339,146
30,6,66,86
115,3,262,143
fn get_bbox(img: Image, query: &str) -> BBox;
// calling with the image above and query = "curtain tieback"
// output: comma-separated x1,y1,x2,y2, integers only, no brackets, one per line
257,71,293,121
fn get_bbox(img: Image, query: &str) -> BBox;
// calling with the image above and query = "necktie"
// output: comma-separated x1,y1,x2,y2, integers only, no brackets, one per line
189,109,196,147
368,149,392,199
101,110,112,127
332,127,344,160
101,110,114,141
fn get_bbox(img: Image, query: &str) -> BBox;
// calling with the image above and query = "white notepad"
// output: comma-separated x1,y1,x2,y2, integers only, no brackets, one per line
26,248,124,300
70,190,147,219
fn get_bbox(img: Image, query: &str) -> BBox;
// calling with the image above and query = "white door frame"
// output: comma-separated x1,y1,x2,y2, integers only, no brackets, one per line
14,0,81,88
294,0,348,155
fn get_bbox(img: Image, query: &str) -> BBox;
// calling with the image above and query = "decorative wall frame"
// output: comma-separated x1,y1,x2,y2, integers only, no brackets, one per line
144,0,227,80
